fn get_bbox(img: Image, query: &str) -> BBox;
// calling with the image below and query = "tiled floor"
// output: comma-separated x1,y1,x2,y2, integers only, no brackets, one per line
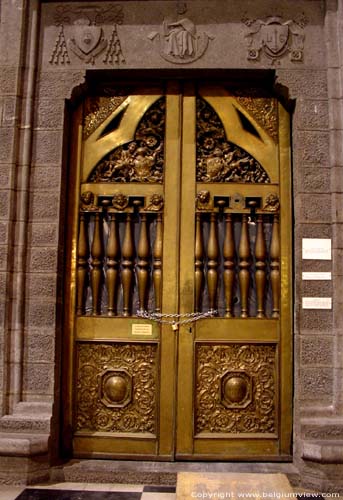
0,480,334,500
0,483,176,500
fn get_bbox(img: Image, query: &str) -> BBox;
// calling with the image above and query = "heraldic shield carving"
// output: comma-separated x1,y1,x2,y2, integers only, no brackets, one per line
243,14,307,63
49,5,125,65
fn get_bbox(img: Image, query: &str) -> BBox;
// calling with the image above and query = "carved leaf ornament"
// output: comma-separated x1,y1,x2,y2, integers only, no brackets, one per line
89,98,166,183
196,98,270,183
195,343,276,434
76,343,157,433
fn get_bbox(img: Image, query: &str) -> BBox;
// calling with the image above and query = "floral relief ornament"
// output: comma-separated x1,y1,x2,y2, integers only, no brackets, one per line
49,5,125,65
243,14,308,63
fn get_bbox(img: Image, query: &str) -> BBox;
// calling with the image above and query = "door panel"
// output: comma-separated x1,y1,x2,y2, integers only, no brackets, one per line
62,81,292,460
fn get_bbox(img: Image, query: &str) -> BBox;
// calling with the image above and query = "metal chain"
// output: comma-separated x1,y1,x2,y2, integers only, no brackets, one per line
136,309,217,326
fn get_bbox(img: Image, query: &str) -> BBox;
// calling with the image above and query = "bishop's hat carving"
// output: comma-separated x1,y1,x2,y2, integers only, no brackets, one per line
243,14,308,64
49,5,125,66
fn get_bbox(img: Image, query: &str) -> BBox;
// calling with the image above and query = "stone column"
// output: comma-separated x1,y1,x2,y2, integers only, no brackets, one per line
291,0,343,491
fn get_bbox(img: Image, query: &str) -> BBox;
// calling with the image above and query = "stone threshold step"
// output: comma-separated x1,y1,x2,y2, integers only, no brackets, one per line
51,460,300,486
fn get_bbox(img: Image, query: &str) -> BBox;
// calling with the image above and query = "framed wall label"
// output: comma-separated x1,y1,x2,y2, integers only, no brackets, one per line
302,297,332,309
302,272,332,280
131,323,153,336
302,238,331,260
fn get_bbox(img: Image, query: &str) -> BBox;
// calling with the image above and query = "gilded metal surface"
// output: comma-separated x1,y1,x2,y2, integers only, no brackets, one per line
221,371,252,409
64,83,292,460
75,208,164,317
99,368,132,408
196,98,270,183
80,190,98,211
278,102,293,454
195,343,276,434
193,212,277,318
112,192,129,210
83,96,128,139
144,194,164,211
76,342,157,433
196,190,211,211
233,93,278,142
264,193,280,212
89,97,165,183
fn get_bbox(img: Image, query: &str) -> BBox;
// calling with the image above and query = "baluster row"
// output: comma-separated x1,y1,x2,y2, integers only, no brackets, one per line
194,212,280,319
76,211,163,317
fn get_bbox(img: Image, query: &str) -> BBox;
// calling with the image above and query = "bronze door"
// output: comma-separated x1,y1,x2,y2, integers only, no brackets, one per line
63,82,292,460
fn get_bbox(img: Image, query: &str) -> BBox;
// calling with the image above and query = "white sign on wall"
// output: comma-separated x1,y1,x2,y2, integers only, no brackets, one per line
302,297,332,309
302,272,332,280
302,238,331,260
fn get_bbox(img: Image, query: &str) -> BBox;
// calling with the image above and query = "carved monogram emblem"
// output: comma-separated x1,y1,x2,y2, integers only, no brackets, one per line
243,15,308,63
49,5,125,65
261,22,289,56
148,17,213,64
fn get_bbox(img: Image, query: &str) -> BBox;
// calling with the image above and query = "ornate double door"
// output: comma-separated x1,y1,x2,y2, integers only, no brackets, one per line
63,81,292,460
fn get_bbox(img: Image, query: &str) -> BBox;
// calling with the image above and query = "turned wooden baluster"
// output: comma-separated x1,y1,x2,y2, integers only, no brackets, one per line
270,214,280,318
153,213,163,313
106,212,120,316
90,211,104,315
121,213,135,317
195,213,205,312
255,215,267,318
223,213,235,318
76,212,89,315
137,213,150,312
207,212,219,312
239,214,251,318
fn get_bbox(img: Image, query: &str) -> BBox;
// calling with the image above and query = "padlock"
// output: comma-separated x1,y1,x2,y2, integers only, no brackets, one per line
172,322,179,331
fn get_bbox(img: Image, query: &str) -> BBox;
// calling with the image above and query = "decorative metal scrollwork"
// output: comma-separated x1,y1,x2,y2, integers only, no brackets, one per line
89,97,165,183
76,343,157,433
195,343,276,434
196,98,270,183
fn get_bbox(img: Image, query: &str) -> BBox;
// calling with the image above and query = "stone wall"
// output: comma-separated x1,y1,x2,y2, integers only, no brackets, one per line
1,0,343,490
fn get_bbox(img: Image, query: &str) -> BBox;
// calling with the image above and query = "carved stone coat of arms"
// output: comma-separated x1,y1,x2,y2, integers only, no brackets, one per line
243,15,307,63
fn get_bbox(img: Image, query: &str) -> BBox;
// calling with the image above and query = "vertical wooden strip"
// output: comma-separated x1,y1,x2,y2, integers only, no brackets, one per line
137,213,150,312
194,212,204,312
270,213,280,318
121,213,135,317
223,213,235,318
76,212,89,315
106,212,120,316
207,212,219,312
176,85,195,456
255,215,267,318
278,101,292,454
160,84,181,457
90,211,104,315
239,214,251,318
153,212,163,313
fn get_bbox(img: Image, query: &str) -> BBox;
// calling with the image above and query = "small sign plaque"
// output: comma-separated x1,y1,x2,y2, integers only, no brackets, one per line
302,297,332,309
131,323,153,336
302,238,331,260
302,272,332,281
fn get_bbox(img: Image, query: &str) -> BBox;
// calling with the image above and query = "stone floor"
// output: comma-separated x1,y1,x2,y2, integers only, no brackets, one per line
0,473,331,500
0,483,176,500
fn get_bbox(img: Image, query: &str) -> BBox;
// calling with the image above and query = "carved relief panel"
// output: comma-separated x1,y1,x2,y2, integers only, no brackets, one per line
196,97,271,183
195,343,277,435
49,5,125,66
89,97,165,183
76,342,158,434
